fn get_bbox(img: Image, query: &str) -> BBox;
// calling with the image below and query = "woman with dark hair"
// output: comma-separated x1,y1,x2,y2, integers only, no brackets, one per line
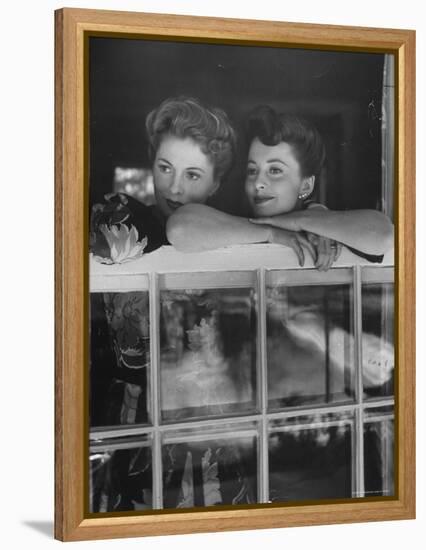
167,105,393,269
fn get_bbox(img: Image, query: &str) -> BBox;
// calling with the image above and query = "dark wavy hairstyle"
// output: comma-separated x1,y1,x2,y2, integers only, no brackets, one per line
246,105,326,180
146,96,237,180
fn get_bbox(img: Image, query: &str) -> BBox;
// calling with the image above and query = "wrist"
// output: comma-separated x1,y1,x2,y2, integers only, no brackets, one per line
294,209,308,231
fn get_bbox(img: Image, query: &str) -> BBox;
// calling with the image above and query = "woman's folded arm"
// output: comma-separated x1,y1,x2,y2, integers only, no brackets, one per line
166,203,272,252
250,209,394,256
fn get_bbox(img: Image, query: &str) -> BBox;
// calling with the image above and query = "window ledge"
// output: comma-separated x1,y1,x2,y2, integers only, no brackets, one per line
90,244,394,292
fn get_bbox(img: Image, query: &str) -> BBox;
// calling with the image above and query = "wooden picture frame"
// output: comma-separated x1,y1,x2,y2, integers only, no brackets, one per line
55,7,415,542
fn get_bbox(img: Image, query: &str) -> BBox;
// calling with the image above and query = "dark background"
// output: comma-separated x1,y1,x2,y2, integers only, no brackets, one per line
89,37,385,216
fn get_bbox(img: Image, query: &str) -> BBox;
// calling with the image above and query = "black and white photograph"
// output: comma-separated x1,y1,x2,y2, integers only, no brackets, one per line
88,35,395,514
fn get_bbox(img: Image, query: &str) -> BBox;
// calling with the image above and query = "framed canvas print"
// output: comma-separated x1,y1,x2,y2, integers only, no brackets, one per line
55,7,415,542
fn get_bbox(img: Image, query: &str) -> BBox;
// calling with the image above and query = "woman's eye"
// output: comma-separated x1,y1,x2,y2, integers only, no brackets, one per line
158,164,171,174
246,167,257,178
186,171,201,181
269,166,283,175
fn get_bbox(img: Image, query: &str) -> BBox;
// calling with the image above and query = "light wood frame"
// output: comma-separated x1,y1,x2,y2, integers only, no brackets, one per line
55,7,415,542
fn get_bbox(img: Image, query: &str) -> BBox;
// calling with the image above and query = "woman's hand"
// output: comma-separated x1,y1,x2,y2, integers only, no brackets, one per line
251,214,342,270
305,232,342,271
268,227,317,267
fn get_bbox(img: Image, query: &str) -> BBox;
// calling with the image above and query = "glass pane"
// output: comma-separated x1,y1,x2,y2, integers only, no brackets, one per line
160,286,257,421
90,292,150,427
162,435,257,508
266,282,355,409
269,413,353,502
89,439,152,512
362,283,394,398
364,409,395,497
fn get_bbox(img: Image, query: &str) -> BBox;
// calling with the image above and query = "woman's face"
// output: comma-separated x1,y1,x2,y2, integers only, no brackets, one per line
153,134,219,218
245,138,312,217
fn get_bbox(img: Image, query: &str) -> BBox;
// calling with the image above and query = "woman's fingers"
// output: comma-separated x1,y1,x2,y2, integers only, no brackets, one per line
298,234,317,264
327,240,342,268
306,232,319,246
310,238,343,271
315,238,338,271
325,242,337,271
268,227,328,267
323,239,335,271
269,228,305,265
315,237,327,271
291,240,305,267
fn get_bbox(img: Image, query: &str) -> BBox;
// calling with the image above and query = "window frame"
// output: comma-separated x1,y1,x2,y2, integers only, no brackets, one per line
89,245,395,510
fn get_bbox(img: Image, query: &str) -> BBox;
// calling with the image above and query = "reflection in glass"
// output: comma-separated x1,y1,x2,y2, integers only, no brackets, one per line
90,292,150,427
364,413,394,496
362,284,394,398
162,435,257,508
266,283,354,408
160,288,257,421
89,442,152,512
269,413,353,502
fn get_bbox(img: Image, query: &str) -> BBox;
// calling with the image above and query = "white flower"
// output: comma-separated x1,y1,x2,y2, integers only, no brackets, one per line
99,224,148,264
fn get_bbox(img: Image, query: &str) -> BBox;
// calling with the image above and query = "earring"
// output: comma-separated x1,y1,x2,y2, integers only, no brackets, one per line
298,192,309,200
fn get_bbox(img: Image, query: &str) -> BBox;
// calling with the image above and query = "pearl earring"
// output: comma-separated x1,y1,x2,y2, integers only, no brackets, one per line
298,192,309,200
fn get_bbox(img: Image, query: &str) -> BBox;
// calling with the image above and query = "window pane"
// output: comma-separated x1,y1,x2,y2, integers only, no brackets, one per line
266,282,355,409
362,283,394,398
89,439,152,513
162,434,257,508
160,286,257,421
364,408,394,496
90,292,151,427
269,413,353,502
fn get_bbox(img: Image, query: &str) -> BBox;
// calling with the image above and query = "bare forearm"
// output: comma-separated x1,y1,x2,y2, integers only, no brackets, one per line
297,210,394,255
167,204,271,252
252,209,394,255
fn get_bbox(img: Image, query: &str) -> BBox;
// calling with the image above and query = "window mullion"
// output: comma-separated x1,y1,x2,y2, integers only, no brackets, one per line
353,265,365,498
149,272,163,509
257,268,269,503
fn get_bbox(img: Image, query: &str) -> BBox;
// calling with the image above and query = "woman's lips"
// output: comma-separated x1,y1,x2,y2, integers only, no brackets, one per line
253,195,274,205
166,199,184,211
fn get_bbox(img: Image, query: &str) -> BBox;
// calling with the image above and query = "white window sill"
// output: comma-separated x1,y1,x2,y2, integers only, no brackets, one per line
90,244,394,292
